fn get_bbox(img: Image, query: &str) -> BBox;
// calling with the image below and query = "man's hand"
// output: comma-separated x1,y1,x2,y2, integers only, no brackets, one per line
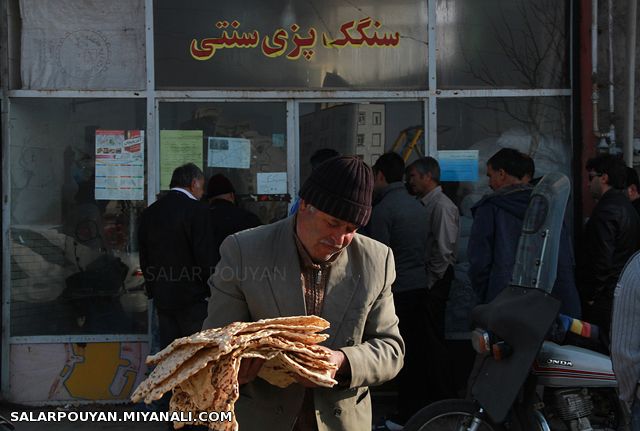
294,347,350,388
238,358,265,385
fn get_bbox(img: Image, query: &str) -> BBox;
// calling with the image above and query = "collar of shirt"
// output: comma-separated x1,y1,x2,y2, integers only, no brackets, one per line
420,185,443,206
171,187,198,201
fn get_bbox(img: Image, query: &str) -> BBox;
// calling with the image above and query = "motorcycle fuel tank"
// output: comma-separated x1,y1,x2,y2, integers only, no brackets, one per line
532,341,616,387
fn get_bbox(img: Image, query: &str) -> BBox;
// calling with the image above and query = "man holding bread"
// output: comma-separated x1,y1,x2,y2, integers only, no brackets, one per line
203,156,405,431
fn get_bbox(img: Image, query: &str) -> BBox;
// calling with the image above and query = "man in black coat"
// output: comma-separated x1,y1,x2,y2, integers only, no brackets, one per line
579,155,640,337
206,174,262,266
625,166,640,217
138,163,212,349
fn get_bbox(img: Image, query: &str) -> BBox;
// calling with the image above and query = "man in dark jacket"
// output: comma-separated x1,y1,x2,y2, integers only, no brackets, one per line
468,148,581,318
138,163,212,349
579,155,640,335
365,152,433,426
206,173,262,265
625,166,640,217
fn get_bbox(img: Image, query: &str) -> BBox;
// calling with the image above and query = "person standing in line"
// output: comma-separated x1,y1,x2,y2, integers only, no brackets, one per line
289,148,341,216
404,157,459,406
578,155,640,337
365,152,429,428
467,148,581,318
626,166,640,217
138,162,213,349
206,173,262,266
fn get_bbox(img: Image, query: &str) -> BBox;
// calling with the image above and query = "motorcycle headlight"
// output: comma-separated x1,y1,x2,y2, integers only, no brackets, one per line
471,328,492,354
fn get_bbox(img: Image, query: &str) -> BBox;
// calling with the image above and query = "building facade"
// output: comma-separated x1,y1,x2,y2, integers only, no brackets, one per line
1,0,574,403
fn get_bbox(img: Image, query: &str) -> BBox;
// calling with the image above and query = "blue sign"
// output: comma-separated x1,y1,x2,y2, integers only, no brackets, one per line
438,150,479,182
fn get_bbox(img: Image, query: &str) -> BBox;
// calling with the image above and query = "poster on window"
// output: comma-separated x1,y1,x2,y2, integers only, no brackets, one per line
207,137,251,169
160,130,204,190
438,150,479,182
95,130,145,200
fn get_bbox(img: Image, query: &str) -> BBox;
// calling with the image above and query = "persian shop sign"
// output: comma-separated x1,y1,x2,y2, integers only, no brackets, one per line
190,17,400,62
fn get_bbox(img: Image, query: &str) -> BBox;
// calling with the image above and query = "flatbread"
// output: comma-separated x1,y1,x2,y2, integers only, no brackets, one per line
148,315,328,365
132,315,336,430
257,353,299,388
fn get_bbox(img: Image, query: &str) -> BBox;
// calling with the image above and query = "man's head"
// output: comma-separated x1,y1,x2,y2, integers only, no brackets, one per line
206,173,235,203
406,157,440,198
170,163,205,199
626,167,640,202
297,156,373,262
586,154,626,200
310,148,340,170
372,152,405,191
485,148,531,191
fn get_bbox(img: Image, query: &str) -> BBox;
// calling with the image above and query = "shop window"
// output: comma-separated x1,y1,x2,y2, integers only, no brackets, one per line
9,98,148,336
159,102,288,225
299,102,423,180
436,0,569,89
372,133,382,147
437,97,571,334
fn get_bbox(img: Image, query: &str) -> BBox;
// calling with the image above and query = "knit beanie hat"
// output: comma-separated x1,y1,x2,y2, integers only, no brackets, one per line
206,174,235,199
299,156,373,226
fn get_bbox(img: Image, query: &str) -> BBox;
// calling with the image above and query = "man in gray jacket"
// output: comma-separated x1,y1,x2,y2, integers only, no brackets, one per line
365,152,429,425
203,156,404,431
406,156,459,406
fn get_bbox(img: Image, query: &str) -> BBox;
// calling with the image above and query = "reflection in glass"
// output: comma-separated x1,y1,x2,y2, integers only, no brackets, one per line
10,99,148,336
298,102,423,183
438,97,570,208
437,0,569,89
437,97,571,334
159,102,288,224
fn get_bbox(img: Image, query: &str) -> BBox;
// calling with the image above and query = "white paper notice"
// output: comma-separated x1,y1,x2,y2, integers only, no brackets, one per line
207,137,251,169
95,130,144,200
257,172,287,194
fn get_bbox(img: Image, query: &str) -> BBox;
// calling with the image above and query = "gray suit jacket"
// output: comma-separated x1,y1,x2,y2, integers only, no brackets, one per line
203,216,404,431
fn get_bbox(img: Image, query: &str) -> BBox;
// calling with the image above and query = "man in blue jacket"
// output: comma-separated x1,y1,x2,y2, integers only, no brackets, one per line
467,148,581,318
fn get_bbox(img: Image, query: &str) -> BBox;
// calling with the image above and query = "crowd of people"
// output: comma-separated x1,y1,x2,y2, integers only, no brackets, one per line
137,147,640,431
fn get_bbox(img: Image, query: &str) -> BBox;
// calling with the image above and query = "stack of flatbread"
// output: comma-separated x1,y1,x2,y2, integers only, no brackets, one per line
131,315,337,430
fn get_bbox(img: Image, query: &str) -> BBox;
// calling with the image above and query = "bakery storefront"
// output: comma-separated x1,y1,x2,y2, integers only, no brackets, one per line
1,0,572,403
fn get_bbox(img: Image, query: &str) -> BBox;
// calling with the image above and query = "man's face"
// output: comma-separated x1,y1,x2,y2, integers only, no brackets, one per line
486,164,507,191
373,169,386,192
406,167,429,197
190,177,205,200
588,170,605,199
628,184,639,201
296,201,358,262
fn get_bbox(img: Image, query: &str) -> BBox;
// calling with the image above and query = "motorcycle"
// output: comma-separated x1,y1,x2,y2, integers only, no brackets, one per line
404,173,628,431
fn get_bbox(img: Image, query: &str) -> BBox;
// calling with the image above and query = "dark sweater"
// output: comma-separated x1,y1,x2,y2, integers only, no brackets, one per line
209,199,262,266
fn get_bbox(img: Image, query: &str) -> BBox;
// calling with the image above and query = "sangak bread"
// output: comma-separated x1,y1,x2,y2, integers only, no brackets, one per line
131,315,337,430
146,315,329,365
